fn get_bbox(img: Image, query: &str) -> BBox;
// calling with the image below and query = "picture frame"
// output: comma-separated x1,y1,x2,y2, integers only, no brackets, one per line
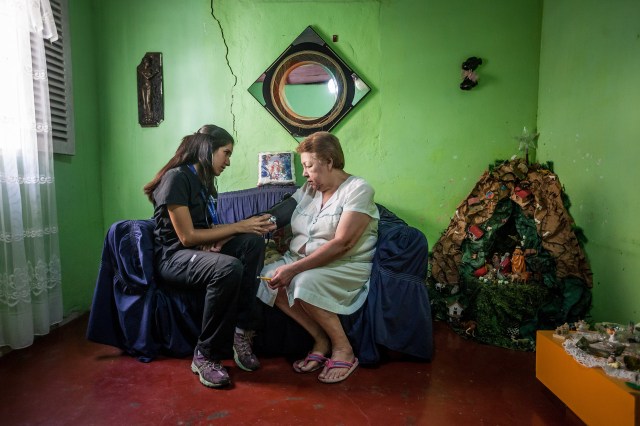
258,151,296,186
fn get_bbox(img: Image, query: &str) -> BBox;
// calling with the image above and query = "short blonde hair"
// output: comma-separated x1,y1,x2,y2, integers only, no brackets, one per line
296,132,345,169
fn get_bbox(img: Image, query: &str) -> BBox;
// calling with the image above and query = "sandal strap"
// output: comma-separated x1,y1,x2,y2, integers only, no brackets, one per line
324,358,356,369
305,353,328,364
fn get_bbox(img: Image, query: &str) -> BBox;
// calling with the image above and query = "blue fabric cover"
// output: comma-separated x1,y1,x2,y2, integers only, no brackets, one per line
86,192,432,364
341,205,433,363
86,219,202,361
217,185,297,224
86,219,160,362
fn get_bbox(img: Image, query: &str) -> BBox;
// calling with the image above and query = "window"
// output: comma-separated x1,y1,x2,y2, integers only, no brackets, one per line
45,0,75,155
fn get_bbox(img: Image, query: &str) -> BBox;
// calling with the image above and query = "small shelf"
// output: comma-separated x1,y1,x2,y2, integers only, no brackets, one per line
536,330,639,426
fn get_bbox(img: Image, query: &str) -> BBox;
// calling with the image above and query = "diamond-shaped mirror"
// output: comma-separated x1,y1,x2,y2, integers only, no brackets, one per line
248,26,371,141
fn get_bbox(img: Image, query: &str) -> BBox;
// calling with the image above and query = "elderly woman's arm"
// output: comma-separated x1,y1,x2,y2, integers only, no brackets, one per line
268,210,371,288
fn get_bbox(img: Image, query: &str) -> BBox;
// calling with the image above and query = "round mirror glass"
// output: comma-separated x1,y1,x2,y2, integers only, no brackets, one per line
283,63,337,118
270,50,347,129
247,26,371,140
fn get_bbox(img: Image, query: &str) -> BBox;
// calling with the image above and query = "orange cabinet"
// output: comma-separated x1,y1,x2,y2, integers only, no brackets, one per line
536,330,639,426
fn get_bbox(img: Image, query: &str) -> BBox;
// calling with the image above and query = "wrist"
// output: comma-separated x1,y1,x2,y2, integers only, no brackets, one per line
231,222,241,234
289,263,303,275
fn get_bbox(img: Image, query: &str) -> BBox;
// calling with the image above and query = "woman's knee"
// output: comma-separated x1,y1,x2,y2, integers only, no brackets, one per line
223,233,265,262
274,288,289,309
224,258,243,281
241,233,266,254
248,234,267,254
202,257,242,290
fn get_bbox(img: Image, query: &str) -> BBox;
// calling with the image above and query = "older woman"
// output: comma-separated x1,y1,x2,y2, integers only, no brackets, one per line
257,131,379,384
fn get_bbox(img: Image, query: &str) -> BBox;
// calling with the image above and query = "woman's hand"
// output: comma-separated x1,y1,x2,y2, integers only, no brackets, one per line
199,237,233,252
198,214,275,251
168,206,276,247
236,214,276,236
267,264,299,289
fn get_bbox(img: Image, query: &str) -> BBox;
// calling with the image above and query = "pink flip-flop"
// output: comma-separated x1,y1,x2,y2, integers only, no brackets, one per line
318,357,359,383
292,352,328,373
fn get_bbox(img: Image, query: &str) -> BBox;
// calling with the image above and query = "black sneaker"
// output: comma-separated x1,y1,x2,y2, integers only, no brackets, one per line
191,350,230,388
233,330,260,371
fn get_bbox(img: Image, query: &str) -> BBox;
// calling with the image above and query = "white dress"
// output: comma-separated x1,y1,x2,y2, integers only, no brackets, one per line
257,176,379,315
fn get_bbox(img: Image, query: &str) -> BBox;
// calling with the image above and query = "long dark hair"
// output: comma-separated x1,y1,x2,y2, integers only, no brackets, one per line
143,124,234,203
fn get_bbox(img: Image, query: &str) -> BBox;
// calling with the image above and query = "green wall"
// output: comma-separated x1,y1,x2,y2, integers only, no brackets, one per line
93,0,542,238
61,0,640,324
63,0,599,319
537,0,640,323
52,0,103,315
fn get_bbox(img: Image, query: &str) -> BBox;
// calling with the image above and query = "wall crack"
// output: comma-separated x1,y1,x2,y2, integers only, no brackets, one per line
210,0,237,136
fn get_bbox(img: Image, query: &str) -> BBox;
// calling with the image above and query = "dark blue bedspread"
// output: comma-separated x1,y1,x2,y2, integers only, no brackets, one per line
86,191,432,364
341,205,432,363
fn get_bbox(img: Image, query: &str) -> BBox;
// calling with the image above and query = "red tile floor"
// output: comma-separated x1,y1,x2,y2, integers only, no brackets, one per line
0,314,584,425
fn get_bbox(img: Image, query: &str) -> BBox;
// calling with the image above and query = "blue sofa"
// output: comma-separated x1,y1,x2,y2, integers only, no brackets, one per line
86,186,433,364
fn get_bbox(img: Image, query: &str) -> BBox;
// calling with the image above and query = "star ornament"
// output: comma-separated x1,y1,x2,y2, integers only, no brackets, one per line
515,127,539,164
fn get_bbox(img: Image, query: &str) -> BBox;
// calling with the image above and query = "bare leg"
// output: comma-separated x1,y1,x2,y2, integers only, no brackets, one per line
274,289,331,371
299,300,355,382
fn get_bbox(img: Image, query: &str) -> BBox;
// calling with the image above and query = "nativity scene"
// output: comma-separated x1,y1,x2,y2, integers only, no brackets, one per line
428,157,593,350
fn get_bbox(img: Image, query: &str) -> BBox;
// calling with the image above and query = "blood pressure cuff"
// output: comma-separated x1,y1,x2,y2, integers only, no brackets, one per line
264,194,297,229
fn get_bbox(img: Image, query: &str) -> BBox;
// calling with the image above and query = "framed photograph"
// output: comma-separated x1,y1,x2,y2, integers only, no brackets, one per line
258,151,296,186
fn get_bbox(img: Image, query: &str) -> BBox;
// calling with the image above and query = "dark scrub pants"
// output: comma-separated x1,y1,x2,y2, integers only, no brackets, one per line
156,233,265,361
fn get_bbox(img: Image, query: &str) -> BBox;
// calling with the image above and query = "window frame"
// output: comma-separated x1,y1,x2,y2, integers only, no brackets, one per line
46,0,75,156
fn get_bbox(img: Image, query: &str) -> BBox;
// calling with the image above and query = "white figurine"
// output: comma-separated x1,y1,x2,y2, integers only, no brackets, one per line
575,320,589,332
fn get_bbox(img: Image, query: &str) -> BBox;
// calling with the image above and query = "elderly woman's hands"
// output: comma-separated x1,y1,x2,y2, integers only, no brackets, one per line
267,264,299,289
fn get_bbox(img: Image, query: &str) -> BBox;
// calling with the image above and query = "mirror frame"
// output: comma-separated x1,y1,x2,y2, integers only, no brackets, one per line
248,26,371,140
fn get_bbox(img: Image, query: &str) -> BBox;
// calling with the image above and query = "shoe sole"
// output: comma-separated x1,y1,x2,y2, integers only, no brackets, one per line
233,347,260,372
191,362,230,388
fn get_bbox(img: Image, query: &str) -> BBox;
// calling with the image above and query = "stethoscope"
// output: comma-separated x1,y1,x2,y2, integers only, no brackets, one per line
187,164,220,227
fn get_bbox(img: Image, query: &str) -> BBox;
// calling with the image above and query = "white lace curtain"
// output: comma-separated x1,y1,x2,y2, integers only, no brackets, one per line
0,0,63,349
